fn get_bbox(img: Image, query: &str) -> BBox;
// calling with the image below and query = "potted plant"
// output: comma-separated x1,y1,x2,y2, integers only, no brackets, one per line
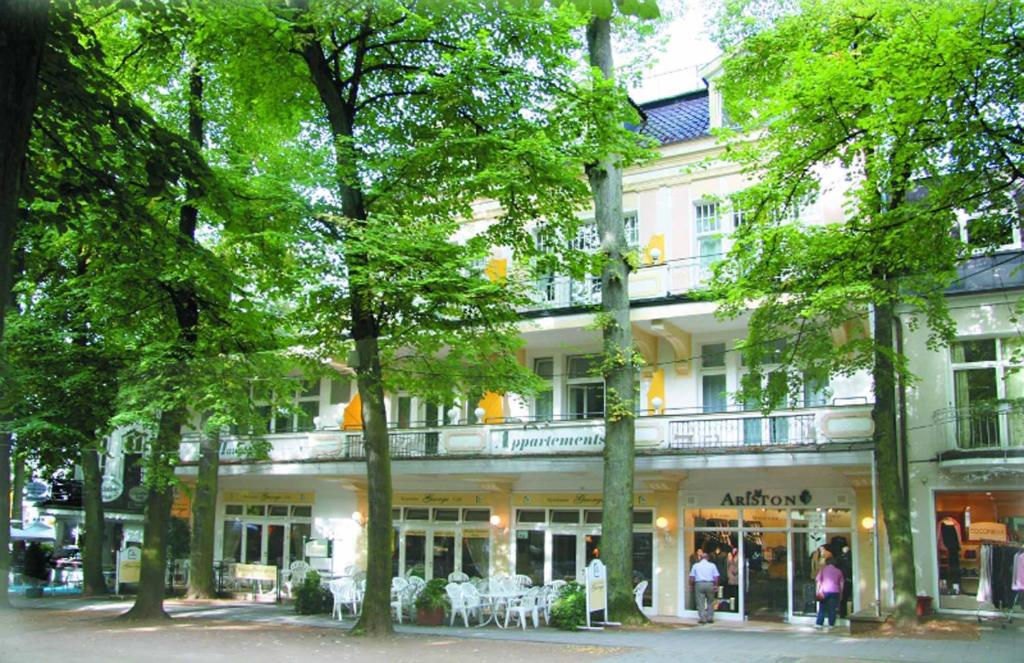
415,578,449,626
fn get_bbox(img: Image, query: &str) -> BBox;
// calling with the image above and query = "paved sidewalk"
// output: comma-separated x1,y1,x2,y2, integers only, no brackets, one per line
8,595,1023,662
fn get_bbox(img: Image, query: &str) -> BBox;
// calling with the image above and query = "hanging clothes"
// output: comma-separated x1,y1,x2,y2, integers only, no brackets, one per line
1013,550,1024,592
938,517,963,586
977,543,992,604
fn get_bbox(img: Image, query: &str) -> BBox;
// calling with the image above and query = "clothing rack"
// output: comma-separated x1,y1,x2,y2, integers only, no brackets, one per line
976,540,1023,625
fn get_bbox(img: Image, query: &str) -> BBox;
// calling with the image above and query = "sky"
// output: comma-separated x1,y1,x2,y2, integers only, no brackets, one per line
627,3,723,103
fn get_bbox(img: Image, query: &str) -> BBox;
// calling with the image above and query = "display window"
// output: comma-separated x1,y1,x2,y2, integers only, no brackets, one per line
934,490,1024,610
682,507,853,622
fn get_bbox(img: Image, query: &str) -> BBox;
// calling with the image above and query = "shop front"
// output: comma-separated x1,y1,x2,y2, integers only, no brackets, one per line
389,493,497,581
679,485,860,624
932,489,1024,611
510,493,660,612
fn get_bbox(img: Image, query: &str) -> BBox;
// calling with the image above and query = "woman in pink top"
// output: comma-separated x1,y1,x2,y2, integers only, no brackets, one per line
815,557,845,628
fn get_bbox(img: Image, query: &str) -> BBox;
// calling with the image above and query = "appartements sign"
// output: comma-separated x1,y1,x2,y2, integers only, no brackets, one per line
501,425,605,454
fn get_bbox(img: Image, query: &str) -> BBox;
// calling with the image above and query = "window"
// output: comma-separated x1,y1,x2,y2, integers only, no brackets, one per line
951,338,1024,448
695,203,723,281
221,501,313,568
701,343,728,414
534,358,554,421
396,395,412,429
955,215,1020,250
567,354,604,419
330,378,352,404
260,379,321,434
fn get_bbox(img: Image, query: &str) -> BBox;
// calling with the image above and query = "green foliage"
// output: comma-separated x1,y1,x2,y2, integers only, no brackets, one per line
550,581,587,630
414,578,449,611
708,0,1024,410
293,570,333,615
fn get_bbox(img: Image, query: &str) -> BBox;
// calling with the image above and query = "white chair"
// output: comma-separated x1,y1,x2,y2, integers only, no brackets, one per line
505,586,541,629
444,582,464,626
390,577,410,623
285,560,312,597
454,582,484,627
633,580,649,610
447,570,469,583
541,583,564,625
329,578,360,619
512,574,533,589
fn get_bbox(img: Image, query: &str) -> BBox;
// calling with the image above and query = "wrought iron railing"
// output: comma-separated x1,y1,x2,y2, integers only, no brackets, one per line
344,431,442,458
934,405,1024,450
667,412,818,449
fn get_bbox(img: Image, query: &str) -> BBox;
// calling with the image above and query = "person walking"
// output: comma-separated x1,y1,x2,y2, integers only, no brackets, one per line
689,551,720,624
815,557,845,630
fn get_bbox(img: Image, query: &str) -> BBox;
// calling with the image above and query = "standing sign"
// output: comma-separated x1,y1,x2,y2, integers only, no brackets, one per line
115,546,142,593
582,559,620,630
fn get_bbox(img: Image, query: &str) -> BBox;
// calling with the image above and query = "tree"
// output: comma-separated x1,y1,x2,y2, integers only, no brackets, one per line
572,0,660,625
709,0,1023,621
0,0,50,609
200,0,618,635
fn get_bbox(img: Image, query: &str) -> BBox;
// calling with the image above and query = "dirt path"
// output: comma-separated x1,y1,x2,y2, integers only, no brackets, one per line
0,608,625,662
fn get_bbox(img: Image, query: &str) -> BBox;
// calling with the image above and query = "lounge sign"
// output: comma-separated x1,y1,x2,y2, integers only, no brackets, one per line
502,425,604,454
721,489,813,507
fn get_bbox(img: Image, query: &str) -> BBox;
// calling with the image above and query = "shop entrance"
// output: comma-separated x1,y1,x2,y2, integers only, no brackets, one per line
683,506,854,623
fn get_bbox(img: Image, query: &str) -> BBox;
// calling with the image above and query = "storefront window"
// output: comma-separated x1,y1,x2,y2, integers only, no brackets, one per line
935,490,1024,610
391,506,494,579
462,533,490,578
223,520,242,562
404,532,426,578
244,523,263,563
432,533,455,580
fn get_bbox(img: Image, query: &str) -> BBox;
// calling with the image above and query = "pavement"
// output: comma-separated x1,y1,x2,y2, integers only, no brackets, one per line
6,595,1023,662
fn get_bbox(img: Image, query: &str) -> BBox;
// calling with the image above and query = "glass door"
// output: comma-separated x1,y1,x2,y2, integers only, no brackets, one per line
267,525,285,569
551,533,578,581
515,530,545,586
404,531,426,578
743,529,788,621
432,532,455,580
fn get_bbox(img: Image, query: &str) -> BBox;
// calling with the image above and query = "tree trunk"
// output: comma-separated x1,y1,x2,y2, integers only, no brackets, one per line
122,409,184,621
0,0,48,341
0,433,10,608
872,299,917,622
11,452,25,570
586,15,647,626
351,334,394,637
187,428,220,599
80,443,108,595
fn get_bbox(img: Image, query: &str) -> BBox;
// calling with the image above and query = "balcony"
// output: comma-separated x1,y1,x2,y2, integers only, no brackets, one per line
933,405,1024,471
178,404,873,466
522,255,719,313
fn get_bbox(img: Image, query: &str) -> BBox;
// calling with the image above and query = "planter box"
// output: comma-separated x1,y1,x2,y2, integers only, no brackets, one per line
416,606,445,626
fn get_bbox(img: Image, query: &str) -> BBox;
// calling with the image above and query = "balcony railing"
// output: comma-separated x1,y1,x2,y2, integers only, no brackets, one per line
934,405,1024,451
667,412,818,449
522,254,723,312
179,405,872,464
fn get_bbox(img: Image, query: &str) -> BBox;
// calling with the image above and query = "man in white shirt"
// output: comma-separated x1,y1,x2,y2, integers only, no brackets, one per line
689,551,721,624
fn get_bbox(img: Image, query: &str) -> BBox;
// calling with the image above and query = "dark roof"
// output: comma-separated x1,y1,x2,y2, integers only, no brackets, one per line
630,89,710,146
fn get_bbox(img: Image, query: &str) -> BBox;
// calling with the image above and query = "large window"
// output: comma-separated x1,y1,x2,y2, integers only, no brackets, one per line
951,338,1024,448
695,202,723,281
392,507,492,580
221,502,313,568
512,507,656,607
257,379,321,434
567,355,604,419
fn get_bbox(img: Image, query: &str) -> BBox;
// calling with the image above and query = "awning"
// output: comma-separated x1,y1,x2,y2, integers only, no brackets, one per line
11,521,57,542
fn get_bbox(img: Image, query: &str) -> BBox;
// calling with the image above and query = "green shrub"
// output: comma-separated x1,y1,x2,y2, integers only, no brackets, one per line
414,577,449,611
293,570,333,615
549,581,587,631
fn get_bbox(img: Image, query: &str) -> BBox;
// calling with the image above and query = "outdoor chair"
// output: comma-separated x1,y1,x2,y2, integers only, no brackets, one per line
452,582,484,627
512,574,533,589
445,582,465,626
504,586,541,629
633,580,649,610
285,560,311,597
447,571,469,583
390,577,410,624
329,577,360,619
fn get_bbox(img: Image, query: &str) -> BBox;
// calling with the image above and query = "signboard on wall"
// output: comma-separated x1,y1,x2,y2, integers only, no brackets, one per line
222,491,315,505
498,425,604,454
513,493,649,507
394,493,488,506
968,521,1007,542
304,539,330,558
